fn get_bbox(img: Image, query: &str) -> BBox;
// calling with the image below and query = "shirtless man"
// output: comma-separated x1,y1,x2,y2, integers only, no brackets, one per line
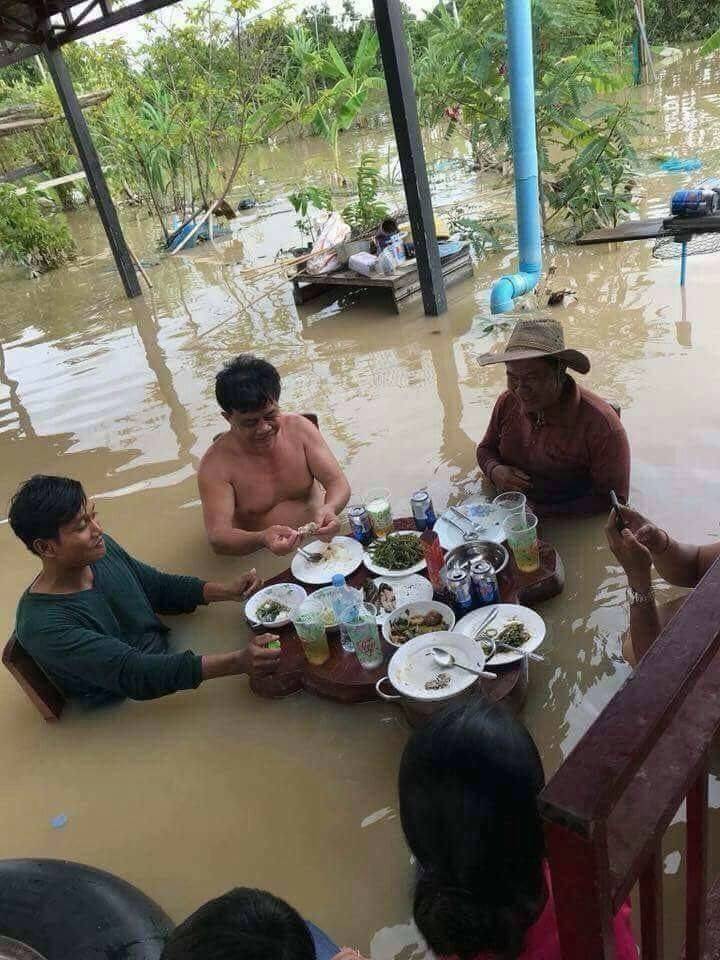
198,355,351,557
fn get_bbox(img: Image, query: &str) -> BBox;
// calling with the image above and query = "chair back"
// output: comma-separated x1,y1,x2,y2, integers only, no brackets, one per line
2,633,65,721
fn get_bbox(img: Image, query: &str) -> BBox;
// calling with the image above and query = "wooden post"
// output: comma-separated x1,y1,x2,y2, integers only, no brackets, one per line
42,43,141,299
372,0,446,317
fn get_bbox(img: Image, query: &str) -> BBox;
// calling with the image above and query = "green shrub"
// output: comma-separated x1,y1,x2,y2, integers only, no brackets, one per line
0,185,76,271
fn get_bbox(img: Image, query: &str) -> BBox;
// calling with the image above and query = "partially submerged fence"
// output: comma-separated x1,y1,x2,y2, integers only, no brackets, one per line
540,559,720,959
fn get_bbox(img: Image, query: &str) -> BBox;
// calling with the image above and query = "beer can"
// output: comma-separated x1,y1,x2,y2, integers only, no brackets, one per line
411,490,437,531
446,567,473,612
348,505,373,545
470,558,500,606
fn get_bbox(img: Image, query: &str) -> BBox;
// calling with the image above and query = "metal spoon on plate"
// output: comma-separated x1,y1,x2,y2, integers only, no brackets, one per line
431,647,497,680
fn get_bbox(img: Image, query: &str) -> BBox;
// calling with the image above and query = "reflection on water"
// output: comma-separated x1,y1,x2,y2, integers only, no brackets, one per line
2,46,720,956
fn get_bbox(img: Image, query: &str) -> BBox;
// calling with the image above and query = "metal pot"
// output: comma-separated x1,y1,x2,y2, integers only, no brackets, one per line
375,630,490,724
444,539,509,577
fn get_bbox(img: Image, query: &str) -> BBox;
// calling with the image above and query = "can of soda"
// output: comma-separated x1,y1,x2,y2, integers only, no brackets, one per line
446,567,473,613
411,490,437,531
470,558,500,606
347,505,373,545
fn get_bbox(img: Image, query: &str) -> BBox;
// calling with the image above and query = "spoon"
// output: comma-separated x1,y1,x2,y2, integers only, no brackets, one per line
297,546,326,563
431,647,497,680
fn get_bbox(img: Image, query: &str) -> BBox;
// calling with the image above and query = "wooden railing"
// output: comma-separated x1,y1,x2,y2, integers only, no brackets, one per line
540,558,720,959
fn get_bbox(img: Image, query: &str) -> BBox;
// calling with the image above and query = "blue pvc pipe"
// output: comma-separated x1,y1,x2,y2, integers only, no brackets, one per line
490,0,543,314
680,241,688,287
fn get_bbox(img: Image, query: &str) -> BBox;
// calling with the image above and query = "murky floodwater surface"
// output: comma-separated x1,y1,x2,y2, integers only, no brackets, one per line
2,47,720,955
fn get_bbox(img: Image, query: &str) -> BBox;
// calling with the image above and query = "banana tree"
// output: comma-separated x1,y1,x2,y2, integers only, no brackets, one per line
311,25,385,169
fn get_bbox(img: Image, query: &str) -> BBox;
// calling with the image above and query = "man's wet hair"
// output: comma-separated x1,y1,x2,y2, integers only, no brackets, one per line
160,887,316,960
8,475,86,554
215,355,281,414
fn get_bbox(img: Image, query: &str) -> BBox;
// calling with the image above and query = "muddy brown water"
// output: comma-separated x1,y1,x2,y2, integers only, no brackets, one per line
1,45,720,956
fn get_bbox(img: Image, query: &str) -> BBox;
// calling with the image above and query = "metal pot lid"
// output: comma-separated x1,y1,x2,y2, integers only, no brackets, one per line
387,630,486,702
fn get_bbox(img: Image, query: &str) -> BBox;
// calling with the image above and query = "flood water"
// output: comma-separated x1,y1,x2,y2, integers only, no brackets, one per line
2,45,720,955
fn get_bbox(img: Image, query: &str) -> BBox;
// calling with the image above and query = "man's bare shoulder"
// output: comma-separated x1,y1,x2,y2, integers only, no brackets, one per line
282,412,322,441
198,433,240,479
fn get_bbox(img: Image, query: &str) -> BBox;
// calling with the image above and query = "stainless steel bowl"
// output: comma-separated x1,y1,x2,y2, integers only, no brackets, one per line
444,539,509,576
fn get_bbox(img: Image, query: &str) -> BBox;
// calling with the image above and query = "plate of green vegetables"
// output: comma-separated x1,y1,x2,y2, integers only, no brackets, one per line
363,531,427,578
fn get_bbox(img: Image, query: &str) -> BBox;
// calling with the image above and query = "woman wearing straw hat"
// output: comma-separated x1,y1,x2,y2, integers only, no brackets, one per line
476,319,630,517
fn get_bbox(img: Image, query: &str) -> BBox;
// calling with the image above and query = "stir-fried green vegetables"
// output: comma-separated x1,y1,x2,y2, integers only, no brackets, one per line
367,534,424,570
496,621,531,648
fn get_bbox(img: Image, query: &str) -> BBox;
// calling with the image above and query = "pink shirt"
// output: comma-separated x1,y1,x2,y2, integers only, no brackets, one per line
443,862,636,960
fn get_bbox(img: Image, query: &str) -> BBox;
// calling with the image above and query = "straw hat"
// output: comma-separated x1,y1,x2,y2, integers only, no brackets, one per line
477,318,590,375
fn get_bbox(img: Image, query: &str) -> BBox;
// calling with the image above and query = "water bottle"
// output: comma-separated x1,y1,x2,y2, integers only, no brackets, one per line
331,573,360,653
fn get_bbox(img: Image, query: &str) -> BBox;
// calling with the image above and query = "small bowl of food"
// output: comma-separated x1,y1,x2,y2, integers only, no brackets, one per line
444,540,509,577
245,583,308,629
382,600,456,649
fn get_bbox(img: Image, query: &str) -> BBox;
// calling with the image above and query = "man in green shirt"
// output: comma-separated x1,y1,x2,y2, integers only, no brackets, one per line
9,475,281,705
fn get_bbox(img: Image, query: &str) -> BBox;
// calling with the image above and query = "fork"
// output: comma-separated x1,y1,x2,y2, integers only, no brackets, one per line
297,546,326,563
472,608,498,641
494,642,544,662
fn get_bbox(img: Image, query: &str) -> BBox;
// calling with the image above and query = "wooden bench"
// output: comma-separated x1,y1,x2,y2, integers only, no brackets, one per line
2,633,65,721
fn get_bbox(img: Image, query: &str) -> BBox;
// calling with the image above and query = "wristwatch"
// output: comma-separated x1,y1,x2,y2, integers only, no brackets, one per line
627,585,656,606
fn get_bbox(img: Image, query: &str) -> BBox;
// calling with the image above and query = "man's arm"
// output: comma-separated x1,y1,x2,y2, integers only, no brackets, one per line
198,463,298,557
25,624,204,701
476,395,504,481
24,624,280,701
476,395,531,493
304,420,351,515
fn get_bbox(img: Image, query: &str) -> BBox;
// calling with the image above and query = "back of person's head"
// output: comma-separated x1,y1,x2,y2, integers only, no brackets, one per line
161,887,316,960
8,475,86,554
215,356,281,414
399,701,546,960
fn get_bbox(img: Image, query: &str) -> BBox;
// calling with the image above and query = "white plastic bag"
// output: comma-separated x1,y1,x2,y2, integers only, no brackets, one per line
306,212,351,276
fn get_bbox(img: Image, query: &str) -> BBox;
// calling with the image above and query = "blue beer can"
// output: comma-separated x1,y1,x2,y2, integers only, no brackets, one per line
411,490,437,531
447,567,473,613
470,558,500,606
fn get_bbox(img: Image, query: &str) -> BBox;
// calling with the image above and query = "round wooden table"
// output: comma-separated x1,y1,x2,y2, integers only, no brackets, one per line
250,519,564,720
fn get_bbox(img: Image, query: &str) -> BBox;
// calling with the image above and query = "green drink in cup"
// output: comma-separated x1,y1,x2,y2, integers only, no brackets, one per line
365,488,393,538
505,511,540,573
343,602,383,670
292,609,330,666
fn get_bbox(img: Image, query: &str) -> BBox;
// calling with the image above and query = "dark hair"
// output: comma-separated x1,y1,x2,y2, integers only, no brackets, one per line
8,475,86,554
161,888,316,960
398,702,546,960
215,356,281,414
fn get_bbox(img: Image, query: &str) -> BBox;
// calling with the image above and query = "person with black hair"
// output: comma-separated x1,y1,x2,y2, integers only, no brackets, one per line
398,701,637,960
161,887,365,960
198,355,351,557
9,475,280,705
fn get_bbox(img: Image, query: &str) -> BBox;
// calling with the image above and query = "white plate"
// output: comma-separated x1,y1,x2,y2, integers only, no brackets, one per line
363,531,427,578
455,603,546,666
434,495,506,550
245,582,307,628
388,630,487,702
365,574,434,624
290,536,363,586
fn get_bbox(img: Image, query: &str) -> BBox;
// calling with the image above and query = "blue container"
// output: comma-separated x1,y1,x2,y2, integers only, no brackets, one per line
671,188,718,217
